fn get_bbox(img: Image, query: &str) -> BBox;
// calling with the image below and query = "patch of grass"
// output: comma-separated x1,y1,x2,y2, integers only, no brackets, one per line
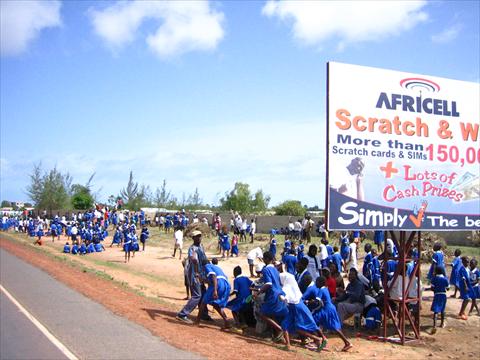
447,245,480,259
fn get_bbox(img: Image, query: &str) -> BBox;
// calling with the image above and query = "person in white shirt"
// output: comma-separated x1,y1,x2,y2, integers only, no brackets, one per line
247,247,263,277
250,219,256,243
294,220,302,240
346,238,358,271
173,227,184,260
240,218,248,242
305,245,321,280
318,241,329,267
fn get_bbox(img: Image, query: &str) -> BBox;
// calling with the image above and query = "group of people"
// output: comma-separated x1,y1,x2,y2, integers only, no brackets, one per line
175,227,479,352
176,230,355,352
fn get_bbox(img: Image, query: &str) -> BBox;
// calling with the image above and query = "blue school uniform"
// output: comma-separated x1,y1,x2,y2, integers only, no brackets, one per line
94,243,103,252
87,243,95,253
365,305,382,329
458,265,473,300
227,275,253,312
63,244,70,253
269,238,277,257
374,230,384,245
297,243,304,260
79,243,87,255
326,244,333,256
283,254,298,275
281,301,319,334
284,239,292,253
431,274,449,313
385,259,397,282
331,252,343,274
231,240,238,256
261,264,288,319
131,233,139,251
221,234,230,251
71,244,79,255
450,256,461,287
340,236,350,261
363,252,373,281
203,263,231,308
113,230,122,244
406,261,415,278
140,229,149,244
51,223,58,236
428,250,445,281
470,268,479,299
302,286,342,331
123,234,132,252
36,226,44,237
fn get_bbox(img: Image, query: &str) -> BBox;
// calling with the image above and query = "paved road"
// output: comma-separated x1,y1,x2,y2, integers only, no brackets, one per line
0,248,202,360
1,290,68,360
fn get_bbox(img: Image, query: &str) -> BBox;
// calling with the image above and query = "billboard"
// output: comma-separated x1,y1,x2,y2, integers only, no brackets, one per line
326,62,479,231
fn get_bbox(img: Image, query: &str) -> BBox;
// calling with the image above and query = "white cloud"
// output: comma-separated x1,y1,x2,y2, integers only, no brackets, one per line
431,24,462,44
262,0,428,49
89,1,224,58
0,0,61,56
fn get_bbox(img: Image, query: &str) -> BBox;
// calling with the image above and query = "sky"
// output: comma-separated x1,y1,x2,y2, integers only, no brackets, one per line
1,0,479,208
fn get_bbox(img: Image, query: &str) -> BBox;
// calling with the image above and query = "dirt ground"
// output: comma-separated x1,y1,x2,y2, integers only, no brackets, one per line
1,231,479,359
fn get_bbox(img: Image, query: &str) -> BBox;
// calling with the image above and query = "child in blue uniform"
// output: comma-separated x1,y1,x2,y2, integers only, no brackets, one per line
449,249,462,298
140,226,149,251
427,267,449,331
123,232,132,263
278,264,326,352
468,259,479,316
302,276,352,352
231,234,239,257
71,242,79,255
220,232,230,258
373,230,384,252
110,227,122,247
283,249,298,275
79,242,87,255
340,232,350,272
195,259,231,329
63,242,70,253
297,241,305,260
269,236,277,257
227,266,253,328
458,257,473,320
256,251,289,344
94,242,105,252
87,242,95,253
428,242,446,281
362,243,373,284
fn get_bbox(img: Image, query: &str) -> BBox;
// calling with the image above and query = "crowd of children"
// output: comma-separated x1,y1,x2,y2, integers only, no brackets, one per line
3,211,479,352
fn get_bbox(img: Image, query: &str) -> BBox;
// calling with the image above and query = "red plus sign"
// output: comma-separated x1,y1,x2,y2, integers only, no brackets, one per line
380,161,399,178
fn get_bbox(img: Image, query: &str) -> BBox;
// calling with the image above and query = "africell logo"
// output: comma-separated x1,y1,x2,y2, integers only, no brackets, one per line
400,78,441,93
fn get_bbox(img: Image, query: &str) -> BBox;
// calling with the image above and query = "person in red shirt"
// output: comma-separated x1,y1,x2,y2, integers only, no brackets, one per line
322,268,337,299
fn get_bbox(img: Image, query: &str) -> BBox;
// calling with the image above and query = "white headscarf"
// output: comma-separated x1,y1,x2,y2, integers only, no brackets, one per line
279,272,303,305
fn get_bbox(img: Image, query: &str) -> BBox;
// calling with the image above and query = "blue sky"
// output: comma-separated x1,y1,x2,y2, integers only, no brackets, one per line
1,0,479,207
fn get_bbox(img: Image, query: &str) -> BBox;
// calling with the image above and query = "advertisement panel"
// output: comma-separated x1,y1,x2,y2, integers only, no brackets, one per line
327,62,479,230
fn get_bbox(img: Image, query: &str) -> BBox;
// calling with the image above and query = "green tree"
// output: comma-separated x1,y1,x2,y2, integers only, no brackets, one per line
1,200,11,208
119,172,152,210
71,184,94,210
26,162,43,206
274,200,306,216
26,164,71,211
154,179,172,208
220,182,270,214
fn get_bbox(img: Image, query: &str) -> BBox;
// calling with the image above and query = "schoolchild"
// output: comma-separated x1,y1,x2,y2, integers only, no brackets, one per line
449,249,462,298
468,259,480,316
140,226,149,251
227,266,253,328
427,267,450,331
458,257,473,320
63,242,71,253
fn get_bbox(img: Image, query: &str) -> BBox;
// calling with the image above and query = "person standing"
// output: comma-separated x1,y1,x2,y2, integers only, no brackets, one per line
176,231,209,324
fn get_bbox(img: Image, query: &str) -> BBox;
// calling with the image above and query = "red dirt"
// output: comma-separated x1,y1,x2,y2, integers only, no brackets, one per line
0,237,305,359
1,235,479,360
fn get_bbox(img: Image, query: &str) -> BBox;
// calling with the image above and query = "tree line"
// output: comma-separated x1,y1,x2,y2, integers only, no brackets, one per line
2,164,322,216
